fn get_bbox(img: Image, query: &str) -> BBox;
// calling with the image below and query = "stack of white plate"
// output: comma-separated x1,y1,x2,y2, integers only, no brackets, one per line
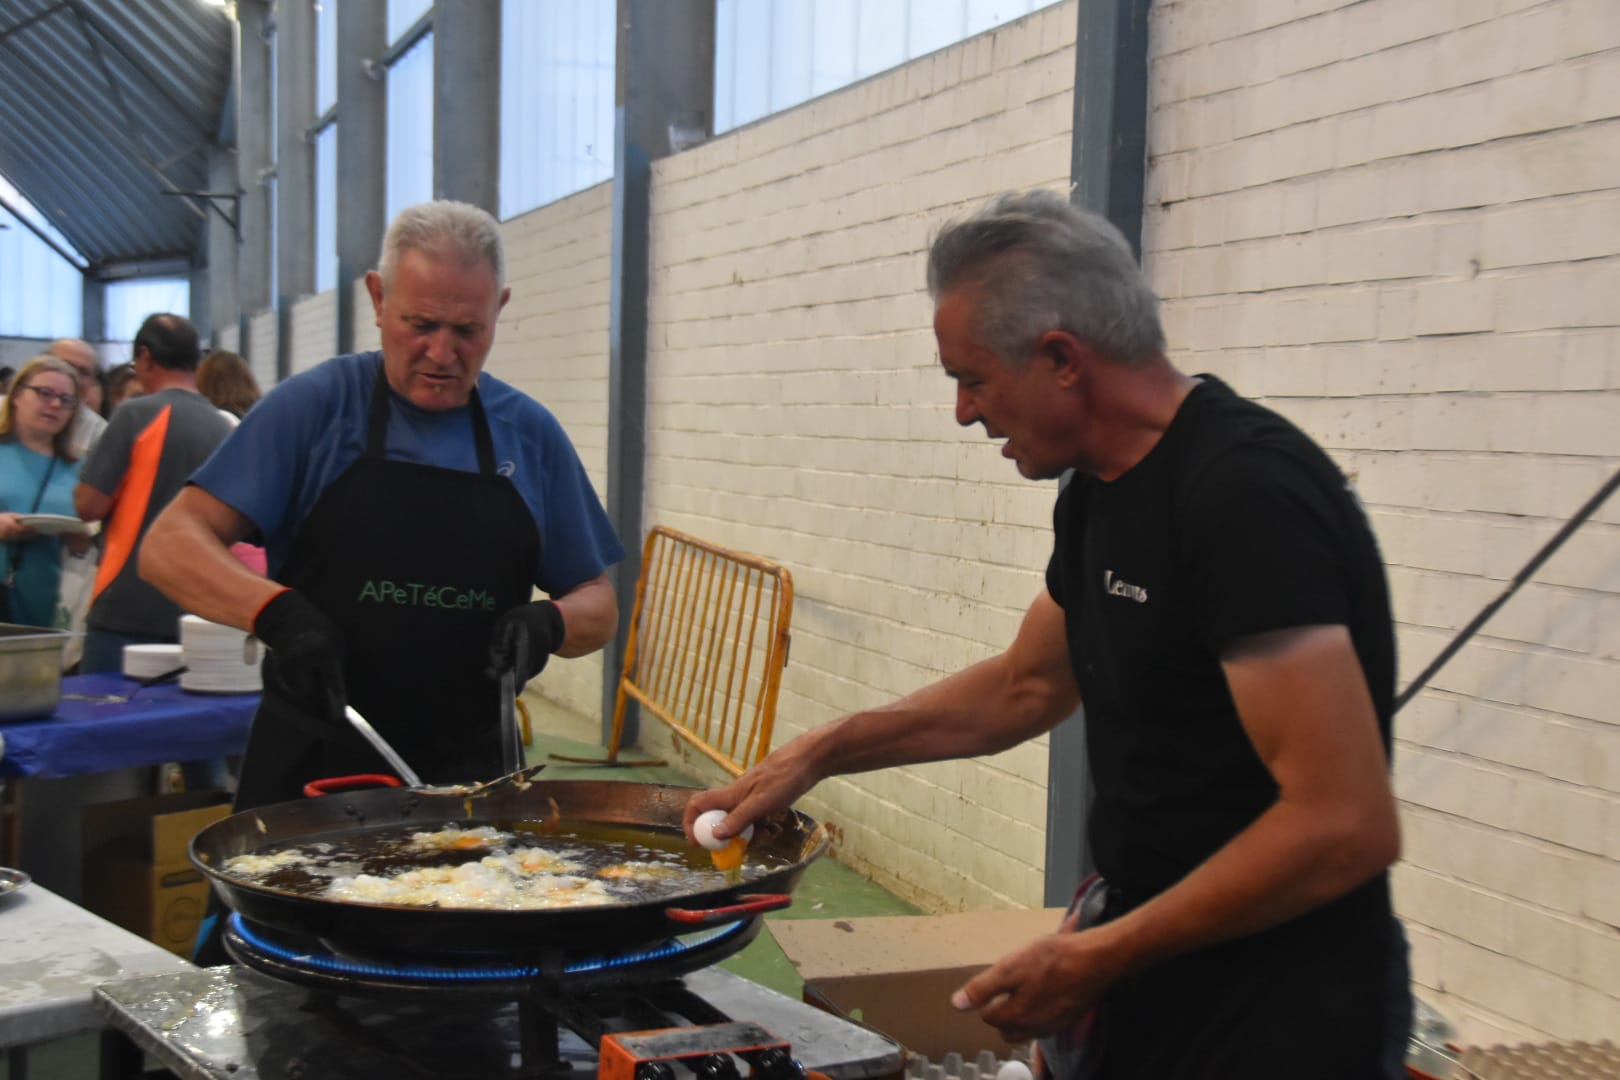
123,643,184,680
179,614,263,694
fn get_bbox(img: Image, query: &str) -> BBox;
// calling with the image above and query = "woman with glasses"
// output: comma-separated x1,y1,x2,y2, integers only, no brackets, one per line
0,355,92,627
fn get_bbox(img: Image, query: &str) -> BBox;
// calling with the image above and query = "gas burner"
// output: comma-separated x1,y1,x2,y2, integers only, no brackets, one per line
93,963,905,1080
217,913,810,1079
224,913,763,998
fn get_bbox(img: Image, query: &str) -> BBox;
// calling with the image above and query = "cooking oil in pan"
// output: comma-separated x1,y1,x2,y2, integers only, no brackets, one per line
221,819,779,910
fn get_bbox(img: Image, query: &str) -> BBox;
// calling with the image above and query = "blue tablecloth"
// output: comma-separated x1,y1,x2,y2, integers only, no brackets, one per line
0,674,258,779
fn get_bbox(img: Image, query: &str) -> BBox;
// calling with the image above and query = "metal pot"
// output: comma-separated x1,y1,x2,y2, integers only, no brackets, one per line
190,779,826,960
0,624,69,722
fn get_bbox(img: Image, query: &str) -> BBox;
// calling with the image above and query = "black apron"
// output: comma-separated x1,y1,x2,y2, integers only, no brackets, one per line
233,364,541,811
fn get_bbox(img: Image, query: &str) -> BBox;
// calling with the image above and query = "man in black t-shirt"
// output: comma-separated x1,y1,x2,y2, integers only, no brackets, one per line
685,190,1409,1078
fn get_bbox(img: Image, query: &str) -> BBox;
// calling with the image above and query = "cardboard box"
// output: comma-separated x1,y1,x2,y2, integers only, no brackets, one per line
82,790,232,957
770,908,1070,1063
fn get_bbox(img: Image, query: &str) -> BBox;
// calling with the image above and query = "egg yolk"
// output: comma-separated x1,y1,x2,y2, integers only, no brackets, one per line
709,836,748,872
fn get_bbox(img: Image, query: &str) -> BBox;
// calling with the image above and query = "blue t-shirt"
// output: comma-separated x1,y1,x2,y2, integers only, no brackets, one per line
190,352,624,593
0,440,83,628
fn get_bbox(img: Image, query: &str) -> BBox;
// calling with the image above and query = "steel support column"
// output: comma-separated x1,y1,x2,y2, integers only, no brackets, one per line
600,0,715,743
236,1,273,353
1044,0,1152,908
275,0,317,382
81,277,105,343
335,0,386,352
432,0,500,213
189,262,210,342
206,144,239,349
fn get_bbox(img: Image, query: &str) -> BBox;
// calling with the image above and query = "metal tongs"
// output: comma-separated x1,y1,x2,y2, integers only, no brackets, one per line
343,700,545,798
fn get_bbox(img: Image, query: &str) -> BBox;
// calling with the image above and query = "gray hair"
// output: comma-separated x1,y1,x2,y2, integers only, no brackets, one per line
926,190,1165,365
379,200,506,290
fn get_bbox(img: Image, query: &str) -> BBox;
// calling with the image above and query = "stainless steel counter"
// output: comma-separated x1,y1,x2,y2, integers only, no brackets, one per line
0,880,189,1051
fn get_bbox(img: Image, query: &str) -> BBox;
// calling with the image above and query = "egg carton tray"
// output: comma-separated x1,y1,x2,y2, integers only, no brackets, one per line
903,1047,1033,1080
1454,1038,1620,1079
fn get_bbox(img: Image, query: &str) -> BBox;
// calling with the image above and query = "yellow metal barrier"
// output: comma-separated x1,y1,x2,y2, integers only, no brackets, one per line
618,526,793,775
554,526,794,777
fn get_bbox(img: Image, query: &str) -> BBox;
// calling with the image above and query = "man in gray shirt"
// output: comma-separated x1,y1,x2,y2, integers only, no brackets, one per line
74,314,232,674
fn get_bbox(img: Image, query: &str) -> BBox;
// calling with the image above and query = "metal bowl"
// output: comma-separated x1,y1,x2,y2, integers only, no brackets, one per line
0,867,32,897
0,624,69,722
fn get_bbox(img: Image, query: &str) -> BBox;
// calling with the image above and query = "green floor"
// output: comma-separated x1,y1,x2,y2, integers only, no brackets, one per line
527,724,922,1000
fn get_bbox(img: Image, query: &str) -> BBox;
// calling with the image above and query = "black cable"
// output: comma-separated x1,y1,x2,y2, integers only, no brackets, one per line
1395,466,1620,712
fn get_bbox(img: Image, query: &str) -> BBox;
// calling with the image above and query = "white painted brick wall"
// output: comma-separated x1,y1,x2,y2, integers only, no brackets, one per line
246,311,277,394
217,323,240,355
1148,0,1619,1046
636,1,1078,913
288,291,336,375
485,181,616,723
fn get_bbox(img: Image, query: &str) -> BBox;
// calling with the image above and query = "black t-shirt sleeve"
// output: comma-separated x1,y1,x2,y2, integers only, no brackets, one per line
1181,445,1353,656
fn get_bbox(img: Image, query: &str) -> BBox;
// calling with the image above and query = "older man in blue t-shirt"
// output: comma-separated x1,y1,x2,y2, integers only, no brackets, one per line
142,200,625,816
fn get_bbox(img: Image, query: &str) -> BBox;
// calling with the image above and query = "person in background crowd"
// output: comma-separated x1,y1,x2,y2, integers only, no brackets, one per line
74,315,233,670
196,350,268,574
142,200,625,963
196,350,261,425
686,191,1408,1079
103,362,142,416
0,356,91,626
46,339,108,458
0,366,14,395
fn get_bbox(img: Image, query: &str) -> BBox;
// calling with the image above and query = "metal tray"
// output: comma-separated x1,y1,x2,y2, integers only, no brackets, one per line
0,623,69,722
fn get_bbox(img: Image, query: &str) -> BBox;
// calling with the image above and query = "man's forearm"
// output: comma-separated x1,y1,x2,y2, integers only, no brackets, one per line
815,590,1079,778
552,575,619,657
1084,782,1398,980
800,649,1073,781
140,498,281,632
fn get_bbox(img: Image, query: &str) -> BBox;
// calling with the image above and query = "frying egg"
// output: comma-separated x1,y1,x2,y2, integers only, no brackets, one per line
692,809,753,851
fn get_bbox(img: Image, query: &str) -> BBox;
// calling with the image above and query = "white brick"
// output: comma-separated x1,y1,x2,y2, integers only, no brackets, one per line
1440,937,1581,1037
247,311,277,391
288,291,336,374
1411,279,1495,337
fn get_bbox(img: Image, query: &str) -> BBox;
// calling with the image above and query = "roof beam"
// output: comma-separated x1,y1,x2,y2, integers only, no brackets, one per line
92,254,195,282
0,1,69,45
69,1,158,183
0,30,207,224
65,0,212,139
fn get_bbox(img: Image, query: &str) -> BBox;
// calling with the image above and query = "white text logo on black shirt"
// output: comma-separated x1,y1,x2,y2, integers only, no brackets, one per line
1103,570,1149,603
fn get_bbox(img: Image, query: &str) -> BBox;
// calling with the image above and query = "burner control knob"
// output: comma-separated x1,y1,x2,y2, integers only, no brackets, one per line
636,1063,676,1080
748,1048,805,1080
694,1054,742,1080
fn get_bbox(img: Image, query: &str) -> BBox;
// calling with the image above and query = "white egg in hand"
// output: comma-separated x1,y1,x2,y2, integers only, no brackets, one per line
995,1062,1033,1080
693,809,753,851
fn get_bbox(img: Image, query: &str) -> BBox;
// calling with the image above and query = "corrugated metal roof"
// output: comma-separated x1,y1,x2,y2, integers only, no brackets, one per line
0,0,233,274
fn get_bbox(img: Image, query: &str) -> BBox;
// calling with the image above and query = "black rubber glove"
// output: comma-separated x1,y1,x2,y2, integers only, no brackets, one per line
487,600,565,682
254,589,347,731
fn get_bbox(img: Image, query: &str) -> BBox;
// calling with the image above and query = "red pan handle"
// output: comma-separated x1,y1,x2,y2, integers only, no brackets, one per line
303,774,405,798
664,893,792,925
